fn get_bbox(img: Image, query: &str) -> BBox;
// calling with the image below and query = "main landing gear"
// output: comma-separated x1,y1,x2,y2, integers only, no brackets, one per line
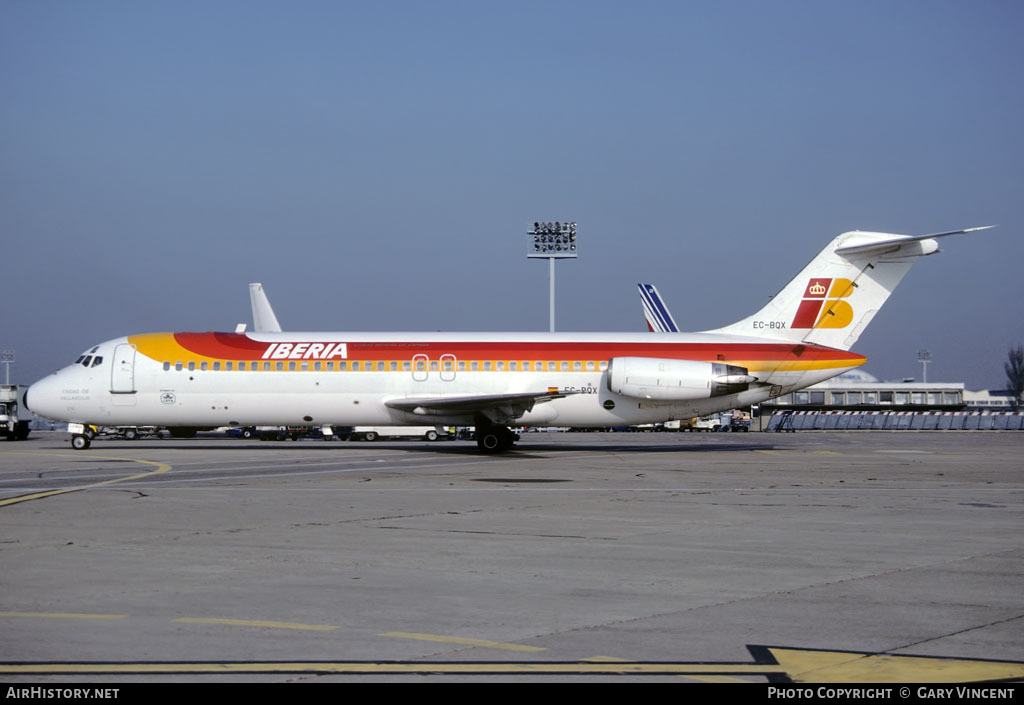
475,424,518,453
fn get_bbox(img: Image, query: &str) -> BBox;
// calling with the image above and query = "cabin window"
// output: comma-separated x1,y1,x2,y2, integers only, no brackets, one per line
175,362,183,371
496,361,504,371
444,359,453,371
339,361,347,370
313,361,321,371
430,360,438,371
188,361,196,371
390,361,397,371
484,361,492,371
377,361,385,371
599,361,608,371
560,361,569,372
510,361,517,371
415,359,425,372
289,361,297,371
547,361,556,371
275,362,283,371
402,361,410,371
471,361,479,371
163,361,170,371
573,361,581,371
301,361,309,371
225,361,233,371
458,361,466,371
586,361,595,371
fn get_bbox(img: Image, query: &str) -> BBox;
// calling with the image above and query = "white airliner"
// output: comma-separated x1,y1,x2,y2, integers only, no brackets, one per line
26,227,992,452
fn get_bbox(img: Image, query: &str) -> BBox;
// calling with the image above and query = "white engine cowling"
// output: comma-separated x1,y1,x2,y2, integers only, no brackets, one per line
606,357,756,401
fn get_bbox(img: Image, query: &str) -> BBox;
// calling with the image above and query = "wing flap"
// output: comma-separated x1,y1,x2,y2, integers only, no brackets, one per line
385,390,577,424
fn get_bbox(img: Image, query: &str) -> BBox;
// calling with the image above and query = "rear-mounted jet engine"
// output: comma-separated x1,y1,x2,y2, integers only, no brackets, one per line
606,357,757,401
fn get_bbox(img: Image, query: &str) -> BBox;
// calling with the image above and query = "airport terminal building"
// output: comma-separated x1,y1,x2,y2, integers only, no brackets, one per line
755,370,1022,431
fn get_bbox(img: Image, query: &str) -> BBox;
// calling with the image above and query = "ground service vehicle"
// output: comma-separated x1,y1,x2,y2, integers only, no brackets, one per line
0,385,30,441
344,426,448,441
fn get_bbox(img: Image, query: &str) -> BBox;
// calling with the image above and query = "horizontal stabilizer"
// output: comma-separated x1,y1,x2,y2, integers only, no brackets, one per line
835,226,995,257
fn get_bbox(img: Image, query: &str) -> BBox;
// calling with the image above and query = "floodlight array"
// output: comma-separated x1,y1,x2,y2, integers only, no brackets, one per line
528,221,578,258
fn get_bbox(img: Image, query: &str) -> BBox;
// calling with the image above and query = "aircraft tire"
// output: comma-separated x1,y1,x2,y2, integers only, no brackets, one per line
476,426,514,453
476,431,502,452
71,434,91,450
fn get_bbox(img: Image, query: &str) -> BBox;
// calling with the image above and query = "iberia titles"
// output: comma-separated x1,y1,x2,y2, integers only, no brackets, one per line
261,342,349,360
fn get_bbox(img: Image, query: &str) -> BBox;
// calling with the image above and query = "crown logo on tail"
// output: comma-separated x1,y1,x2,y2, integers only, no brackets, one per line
792,278,855,329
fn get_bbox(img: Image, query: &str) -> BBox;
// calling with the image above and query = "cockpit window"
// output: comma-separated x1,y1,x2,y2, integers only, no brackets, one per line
75,356,85,364
91,356,103,367
81,356,93,367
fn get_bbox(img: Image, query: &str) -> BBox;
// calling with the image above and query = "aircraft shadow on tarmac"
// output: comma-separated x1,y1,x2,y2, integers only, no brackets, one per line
34,436,778,455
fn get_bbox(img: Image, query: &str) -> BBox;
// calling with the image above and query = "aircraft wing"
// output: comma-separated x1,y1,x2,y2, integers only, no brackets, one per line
385,390,578,425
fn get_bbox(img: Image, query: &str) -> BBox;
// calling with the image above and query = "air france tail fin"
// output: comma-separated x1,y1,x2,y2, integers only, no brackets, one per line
706,227,994,351
639,283,680,332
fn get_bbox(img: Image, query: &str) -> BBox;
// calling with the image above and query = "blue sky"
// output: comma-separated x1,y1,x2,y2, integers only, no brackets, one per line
3,0,1022,390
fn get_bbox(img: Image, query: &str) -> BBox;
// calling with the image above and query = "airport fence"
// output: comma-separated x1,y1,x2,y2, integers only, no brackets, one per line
765,410,1024,432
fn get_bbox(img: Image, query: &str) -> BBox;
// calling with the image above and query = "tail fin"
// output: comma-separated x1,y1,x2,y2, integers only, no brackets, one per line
249,283,282,333
638,283,680,332
706,227,994,351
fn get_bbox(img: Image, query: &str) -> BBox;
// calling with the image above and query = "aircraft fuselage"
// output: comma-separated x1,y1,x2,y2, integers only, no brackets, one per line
27,330,865,430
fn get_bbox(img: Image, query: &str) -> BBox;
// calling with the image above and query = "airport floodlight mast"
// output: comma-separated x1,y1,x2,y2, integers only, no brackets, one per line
528,221,577,332
1,350,13,385
918,349,931,384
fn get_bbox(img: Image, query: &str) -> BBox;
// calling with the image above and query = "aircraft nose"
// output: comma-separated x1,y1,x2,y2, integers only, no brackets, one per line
26,375,61,419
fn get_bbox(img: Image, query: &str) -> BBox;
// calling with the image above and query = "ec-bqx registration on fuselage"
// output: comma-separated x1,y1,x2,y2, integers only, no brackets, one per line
26,227,991,452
